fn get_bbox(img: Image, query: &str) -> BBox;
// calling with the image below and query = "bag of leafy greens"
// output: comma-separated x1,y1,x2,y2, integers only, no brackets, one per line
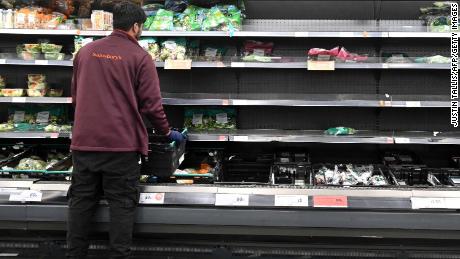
149,9,174,31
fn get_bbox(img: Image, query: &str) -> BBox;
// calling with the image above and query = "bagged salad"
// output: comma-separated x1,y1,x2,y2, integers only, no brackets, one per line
148,9,174,31
324,127,356,136
139,37,161,61
184,108,236,130
201,7,228,31
160,38,187,61
200,45,227,61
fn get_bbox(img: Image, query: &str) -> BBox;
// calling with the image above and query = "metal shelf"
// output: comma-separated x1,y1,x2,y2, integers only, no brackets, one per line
0,58,73,66
0,57,449,70
0,97,71,104
0,132,68,139
227,129,394,144
393,131,460,145
0,20,452,38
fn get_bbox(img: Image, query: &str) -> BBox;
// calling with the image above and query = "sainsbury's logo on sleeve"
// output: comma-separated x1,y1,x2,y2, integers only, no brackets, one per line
92,52,123,61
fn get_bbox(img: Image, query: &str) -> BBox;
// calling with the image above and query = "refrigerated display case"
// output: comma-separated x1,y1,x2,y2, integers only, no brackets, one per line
0,0,459,257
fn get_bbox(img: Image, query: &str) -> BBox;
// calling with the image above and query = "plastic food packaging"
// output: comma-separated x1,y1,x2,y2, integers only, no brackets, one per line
414,55,450,64
324,127,356,136
218,5,243,31
0,75,5,88
315,164,387,186
27,89,46,97
181,5,206,31
44,52,65,60
28,82,47,91
1,89,24,97
184,108,236,130
138,38,161,61
41,44,62,53
47,89,64,97
201,7,228,31
0,123,13,132
243,40,274,57
160,38,187,61
142,4,164,17
16,156,47,171
24,44,41,53
165,0,189,12
200,45,227,61
308,47,367,62
91,10,113,30
28,74,46,83
148,9,174,31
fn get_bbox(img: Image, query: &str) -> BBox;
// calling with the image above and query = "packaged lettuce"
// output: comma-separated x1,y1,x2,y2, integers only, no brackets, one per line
201,7,228,31
218,5,243,31
200,45,227,61
142,3,164,17
160,38,187,61
209,108,236,129
139,38,161,61
184,108,236,130
184,109,211,131
149,9,174,31
181,5,205,31
324,127,356,136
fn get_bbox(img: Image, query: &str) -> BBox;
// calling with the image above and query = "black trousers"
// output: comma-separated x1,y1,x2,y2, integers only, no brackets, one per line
67,151,141,259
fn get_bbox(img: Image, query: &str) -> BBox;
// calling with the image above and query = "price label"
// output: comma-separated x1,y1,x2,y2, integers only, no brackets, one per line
307,61,335,71
406,101,421,107
411,197,446,209
313,196,348,208
215,193,249,206
192,114,203,125
379,100,392,107
222,100,229,106
233,135,249,141
9,190,42,202
50,133,59,138
139,193,165,204
164,59,192,70
274,195,309,207
216,113,228,124
231,62,245,68
362,31,369,38
339,32,355,37
294,32,309,37
36,111,50,123
12,97,26,103
0,188,21,195
0,59,6,64
382,63,389,69
395,137,410,144
35,60,49,65
444,198,460,209
66,97,73,103
13,111,25,123
218,135,227,141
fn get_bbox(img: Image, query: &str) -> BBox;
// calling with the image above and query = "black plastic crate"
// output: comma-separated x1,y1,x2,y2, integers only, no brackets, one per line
141,129,187,178
388,165,428,186
222,153,273,184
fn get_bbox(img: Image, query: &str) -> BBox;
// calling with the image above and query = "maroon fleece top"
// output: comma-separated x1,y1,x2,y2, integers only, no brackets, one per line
71,30,170,155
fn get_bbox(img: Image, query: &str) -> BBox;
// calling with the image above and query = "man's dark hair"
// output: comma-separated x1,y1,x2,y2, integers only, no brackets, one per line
113,1,147,31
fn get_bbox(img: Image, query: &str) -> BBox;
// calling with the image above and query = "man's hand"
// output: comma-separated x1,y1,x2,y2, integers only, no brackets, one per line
168,130,186,144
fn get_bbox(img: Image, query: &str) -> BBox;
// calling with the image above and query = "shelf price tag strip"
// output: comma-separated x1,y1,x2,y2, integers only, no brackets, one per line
313,196,348,208
164,60,192,70
139,193,165,204
12,97,26,103
215,193,249,206
307,61,335,71
35,60,49,65
274,195,309,207
9,190,42,202
0,59,6,64
411,197,460,209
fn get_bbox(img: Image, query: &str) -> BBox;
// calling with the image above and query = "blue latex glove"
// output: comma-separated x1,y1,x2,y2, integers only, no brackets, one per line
168,130,186,144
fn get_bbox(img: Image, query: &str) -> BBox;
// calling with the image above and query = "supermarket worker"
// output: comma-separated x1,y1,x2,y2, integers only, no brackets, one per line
67,2,186,258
